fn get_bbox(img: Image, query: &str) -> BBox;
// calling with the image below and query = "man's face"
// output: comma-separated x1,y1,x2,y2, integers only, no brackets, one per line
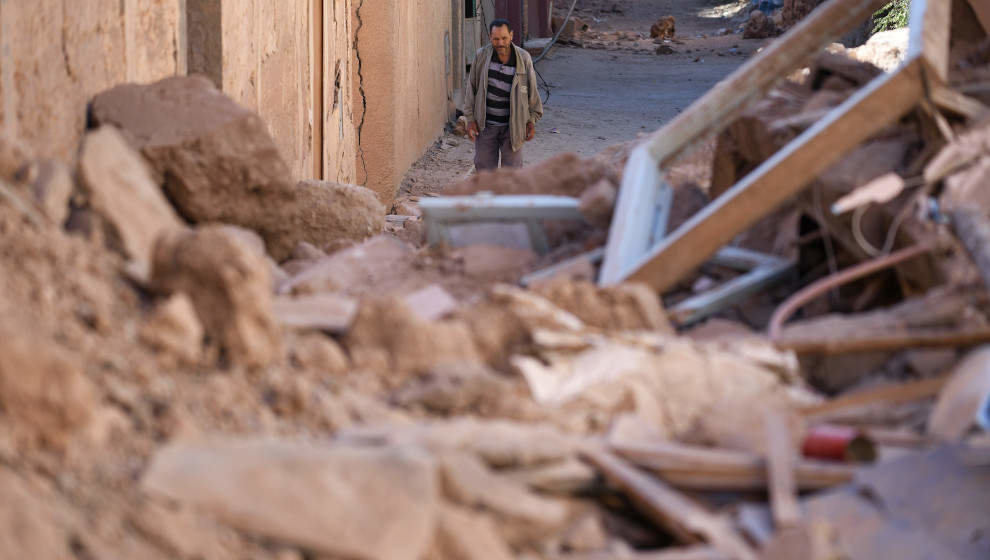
491,25,513,57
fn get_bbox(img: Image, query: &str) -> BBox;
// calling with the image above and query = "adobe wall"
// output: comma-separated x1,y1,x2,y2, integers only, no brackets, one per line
353,0,455,205
202,0,356,183
1,0,357,185
0,0,185,160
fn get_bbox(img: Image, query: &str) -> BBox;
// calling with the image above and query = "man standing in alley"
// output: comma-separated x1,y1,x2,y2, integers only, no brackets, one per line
464,19,544,170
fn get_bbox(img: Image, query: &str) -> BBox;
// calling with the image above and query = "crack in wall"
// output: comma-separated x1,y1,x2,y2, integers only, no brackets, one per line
353,0,369,185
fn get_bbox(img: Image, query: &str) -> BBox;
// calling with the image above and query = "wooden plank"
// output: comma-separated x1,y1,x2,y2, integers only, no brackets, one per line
777,327,990,356
582,449,758,560
931,86,990,121
970,0,990,34
764,411,801,529
622,60,925,293
643,0,889,165
800,374,949,418
908,0,952,83
613,441,856,491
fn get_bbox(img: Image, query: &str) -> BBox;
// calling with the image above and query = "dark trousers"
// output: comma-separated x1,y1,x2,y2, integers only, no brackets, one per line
474,124,523,171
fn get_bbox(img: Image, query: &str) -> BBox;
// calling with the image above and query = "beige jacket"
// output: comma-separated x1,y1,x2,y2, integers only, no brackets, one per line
463,43,544,152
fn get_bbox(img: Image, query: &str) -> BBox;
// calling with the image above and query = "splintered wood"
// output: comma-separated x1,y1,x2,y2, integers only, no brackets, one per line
582,449,758,560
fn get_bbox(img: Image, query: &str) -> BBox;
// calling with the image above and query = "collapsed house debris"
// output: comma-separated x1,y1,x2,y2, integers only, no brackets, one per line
0,0,989,559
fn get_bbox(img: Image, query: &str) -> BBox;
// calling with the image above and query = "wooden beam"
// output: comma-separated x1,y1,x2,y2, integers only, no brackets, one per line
908,0,952,83
800,374,949,418
624,60,925,293
643,0,889,165
777,327,990,356
613,441,856,491
582,449,758,560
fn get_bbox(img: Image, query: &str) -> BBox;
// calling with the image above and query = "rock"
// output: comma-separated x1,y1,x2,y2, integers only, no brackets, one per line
533,280,674,333
452,116,469,138
743,10,779,39
0,133,29,181
391,362,514,415
338,418,578,469
507,458,597,494
810,52,883,90
139,293,204,365
283,236,415,296
129,501,236,560
578,179,617,229
273,293,359,334
848,28,909,72
0,469,77,559
291,241,326,262
12,158,73,225
0,326,97,447
432,505,515,560
151,225,282,368
77,126,184,268
650,16,676,39
142,439,438,560
403,284,459,322
391,196,422,217
454,245,536,282
655,44,677,55
438,451,569,546
287,332,351,375
90,76,382,260
346,298,482,377
283,180,385,258
562,513,610,552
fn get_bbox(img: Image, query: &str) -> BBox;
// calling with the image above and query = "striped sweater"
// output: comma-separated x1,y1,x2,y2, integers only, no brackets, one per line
484,48,517,127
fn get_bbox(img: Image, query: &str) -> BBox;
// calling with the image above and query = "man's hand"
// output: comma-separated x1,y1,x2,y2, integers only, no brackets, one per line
525,122,535,142
467,121,479,141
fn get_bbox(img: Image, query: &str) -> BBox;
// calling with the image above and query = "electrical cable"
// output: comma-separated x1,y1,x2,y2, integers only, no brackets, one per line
534,64,552,104
532,0,579,64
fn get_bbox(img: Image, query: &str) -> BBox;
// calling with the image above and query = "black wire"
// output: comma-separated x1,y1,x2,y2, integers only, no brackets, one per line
534,65,552,105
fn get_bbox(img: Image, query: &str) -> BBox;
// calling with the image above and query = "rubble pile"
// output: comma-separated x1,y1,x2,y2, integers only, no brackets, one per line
1,16,990,560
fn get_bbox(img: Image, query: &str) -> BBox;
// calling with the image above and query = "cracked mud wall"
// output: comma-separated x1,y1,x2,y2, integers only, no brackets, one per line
323,0,358,184
0,0,184,161
352,0,455,205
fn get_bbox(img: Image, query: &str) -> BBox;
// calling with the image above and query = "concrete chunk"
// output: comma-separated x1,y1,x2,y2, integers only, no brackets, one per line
142,439,438,560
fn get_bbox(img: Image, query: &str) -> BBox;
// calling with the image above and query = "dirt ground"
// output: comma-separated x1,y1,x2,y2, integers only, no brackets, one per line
399,0,767,198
